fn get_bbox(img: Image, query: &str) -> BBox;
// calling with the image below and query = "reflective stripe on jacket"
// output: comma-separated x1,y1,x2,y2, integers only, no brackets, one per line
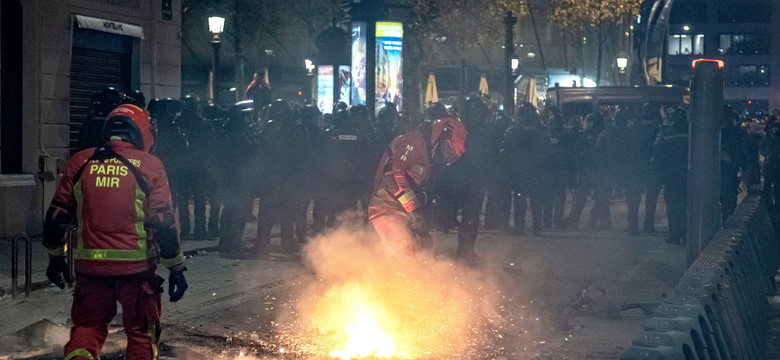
48,140,182,275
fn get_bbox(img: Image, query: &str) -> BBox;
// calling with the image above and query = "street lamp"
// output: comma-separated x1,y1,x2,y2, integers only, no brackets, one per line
511,55,520,74
208,14,225,103
305,59,315,75
504,11,517,115
617,53,628,86
616,56,628,73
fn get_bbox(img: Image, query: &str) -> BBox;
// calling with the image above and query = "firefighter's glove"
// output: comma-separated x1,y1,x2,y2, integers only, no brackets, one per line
46,255,70,289
409,206,430,232
168,265,188,302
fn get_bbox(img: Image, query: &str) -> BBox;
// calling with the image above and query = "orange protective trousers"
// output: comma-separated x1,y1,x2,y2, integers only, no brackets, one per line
64,272,163,360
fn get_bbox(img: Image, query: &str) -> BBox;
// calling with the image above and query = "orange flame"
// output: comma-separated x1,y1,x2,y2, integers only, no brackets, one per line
329,316,395,359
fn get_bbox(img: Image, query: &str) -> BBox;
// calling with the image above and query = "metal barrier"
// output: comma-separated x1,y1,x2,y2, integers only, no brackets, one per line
11,233,33,299
621,192,780,360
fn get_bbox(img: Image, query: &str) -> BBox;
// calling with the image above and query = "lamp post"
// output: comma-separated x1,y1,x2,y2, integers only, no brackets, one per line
511,54,519,106
504,11,517,115
208,15,225,104
305,59,316,104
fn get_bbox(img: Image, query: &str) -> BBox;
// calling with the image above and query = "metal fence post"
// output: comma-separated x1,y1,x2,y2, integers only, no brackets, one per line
11,233,32,298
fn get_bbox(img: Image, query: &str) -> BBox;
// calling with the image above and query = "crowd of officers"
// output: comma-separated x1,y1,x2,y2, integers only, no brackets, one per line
78,86,780,258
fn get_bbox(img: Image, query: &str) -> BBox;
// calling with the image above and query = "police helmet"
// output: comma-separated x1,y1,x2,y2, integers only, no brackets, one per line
265,99,292,124
377,104,399,124
516,102,539,124
181,94,200,113
427,102,449,121
127,90,146,108
461,97,489,124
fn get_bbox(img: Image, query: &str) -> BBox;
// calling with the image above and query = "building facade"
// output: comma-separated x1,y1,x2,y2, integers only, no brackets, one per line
666,0,780,115
0,0,182,237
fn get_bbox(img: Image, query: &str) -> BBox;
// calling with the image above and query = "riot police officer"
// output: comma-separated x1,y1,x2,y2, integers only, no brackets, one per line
587,108,632,231
78,87,129,150
219,100,261,256
652,107,689,244
502,103,549,236
720,105,748,222
449,97,491,263
483,111,514,231
567,111,604,229
175,94,216,238
256,99,309,254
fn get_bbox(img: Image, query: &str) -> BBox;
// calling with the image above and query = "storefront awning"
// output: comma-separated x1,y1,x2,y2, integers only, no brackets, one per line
75,15,144,39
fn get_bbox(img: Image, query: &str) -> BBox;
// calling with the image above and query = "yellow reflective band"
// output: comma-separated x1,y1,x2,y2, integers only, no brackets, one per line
74,183,151,261
398,190,416,205
64,348,95,360
411,164,426,177
74,180,85,251
161,252,185,269
134,184,148,248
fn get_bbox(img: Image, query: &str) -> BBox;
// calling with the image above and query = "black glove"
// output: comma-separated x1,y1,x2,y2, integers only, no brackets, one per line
168,266,188,302
409,206,430,232
46,255,70,289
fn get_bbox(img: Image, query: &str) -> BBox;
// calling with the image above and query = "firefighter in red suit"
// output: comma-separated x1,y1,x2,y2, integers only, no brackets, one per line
43,104,188,360
368,115,467,258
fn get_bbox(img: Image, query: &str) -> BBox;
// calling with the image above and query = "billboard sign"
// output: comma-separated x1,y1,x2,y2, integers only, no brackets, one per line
375,22,403,111
317,66,334,114
351,22,367,106
339,65,351,105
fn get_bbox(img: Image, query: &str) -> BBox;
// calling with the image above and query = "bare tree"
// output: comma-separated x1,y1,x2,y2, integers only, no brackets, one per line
548,0,642,85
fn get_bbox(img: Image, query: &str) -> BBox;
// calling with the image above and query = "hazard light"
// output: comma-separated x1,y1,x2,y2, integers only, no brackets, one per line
691,59,724,69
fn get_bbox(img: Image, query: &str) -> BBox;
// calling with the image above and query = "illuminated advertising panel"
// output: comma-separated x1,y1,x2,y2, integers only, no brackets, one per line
376,22,403,110
317,66,334,114
351,22,367,106
339,65,351,105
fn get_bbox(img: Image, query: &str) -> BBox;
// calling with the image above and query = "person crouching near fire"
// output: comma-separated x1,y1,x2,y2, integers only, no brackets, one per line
368,112,467,259
43,104,188,360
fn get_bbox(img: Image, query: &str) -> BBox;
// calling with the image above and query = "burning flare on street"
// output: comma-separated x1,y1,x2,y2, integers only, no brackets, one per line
293,224,505,359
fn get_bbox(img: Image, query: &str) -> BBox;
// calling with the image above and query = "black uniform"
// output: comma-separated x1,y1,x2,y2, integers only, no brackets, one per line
218,101,262,255
568,113,604,229
484,113,513,231
256,101,310,254
652,121,689,244
588,116,631,231
450,100,491,259
175,102,216,238
542,117,568,230
315,110,374,229
720,122,747,222
625,112,662,234
503,121,549,236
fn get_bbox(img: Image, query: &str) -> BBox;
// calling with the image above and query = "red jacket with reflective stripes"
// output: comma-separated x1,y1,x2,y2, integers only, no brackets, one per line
368,128,430,220
45,140,183,276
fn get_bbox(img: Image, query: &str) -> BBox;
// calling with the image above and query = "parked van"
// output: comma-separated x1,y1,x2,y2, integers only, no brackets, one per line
545,85,689,117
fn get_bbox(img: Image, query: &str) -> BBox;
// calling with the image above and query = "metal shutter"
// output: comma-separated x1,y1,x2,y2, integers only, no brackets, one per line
68,47,128,150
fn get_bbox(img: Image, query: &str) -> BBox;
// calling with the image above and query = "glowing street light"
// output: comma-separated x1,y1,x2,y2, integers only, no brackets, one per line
305,59,315,75
208,16,225,40
616,56,629,73
208,14,225,103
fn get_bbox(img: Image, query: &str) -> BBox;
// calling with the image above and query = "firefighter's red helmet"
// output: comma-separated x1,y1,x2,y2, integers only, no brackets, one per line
430,117,467,166
103,104,155,152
